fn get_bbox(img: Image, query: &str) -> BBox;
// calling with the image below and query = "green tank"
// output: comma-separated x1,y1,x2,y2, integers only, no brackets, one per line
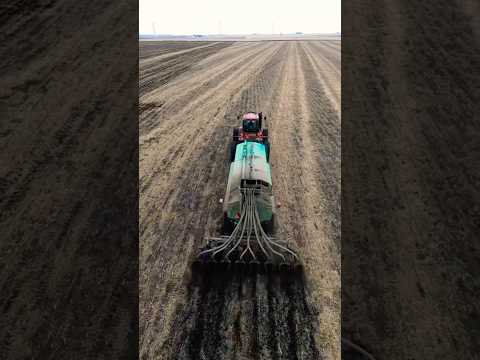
222,141,275,234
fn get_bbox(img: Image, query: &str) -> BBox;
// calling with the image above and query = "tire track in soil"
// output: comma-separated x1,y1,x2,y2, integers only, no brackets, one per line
140,41,339,359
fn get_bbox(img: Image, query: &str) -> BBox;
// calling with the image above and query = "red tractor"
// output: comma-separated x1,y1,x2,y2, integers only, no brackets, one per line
230,112,270,161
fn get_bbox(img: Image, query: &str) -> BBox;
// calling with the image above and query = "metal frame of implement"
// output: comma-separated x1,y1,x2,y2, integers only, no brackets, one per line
198,188,299,269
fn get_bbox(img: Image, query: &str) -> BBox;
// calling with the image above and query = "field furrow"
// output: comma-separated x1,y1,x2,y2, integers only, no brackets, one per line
140,40,341,360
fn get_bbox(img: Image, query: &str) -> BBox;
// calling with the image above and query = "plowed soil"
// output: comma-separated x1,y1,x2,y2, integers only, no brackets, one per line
0,1,138,358
342,1,480,359
140,41,340,359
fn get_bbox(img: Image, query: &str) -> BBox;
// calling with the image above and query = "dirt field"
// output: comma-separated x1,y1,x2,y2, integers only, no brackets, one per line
0,1,138,358
342,1,480,359
139,41,340,359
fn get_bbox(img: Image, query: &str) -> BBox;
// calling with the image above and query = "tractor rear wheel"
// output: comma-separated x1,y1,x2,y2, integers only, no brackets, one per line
233,128,239,142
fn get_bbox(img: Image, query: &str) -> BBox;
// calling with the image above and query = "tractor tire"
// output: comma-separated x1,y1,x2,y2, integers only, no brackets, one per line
262,129,270,161
233,128,239,142
262,128,269,138
262,215,275,235
230,143,237,162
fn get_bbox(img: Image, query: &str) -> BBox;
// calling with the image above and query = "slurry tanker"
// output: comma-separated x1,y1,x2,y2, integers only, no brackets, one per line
196,112,300,271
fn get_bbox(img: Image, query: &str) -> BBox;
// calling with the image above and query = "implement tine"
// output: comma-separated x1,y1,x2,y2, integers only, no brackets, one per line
196,187,300,269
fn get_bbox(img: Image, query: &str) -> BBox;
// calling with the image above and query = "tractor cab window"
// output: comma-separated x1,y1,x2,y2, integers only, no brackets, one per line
243,119,258,133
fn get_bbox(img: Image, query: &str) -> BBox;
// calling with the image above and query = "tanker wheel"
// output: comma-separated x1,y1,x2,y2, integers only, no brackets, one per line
262,215,275,235
264,142,270,162
222,215,235,235
262,129,270,161
230,143,237,162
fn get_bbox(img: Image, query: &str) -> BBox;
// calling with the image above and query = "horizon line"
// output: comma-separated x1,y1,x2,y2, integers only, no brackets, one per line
139,32,341,36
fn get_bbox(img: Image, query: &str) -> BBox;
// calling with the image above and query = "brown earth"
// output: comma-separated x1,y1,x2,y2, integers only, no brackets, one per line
342,1,480,359
0,1,138,359
139,41,220,60
139,41,341,359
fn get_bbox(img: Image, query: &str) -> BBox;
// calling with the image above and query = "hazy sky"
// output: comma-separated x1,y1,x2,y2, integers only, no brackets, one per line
139,0,341,35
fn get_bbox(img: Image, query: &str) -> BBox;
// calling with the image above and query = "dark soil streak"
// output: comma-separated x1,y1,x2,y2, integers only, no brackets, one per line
173,269,321,360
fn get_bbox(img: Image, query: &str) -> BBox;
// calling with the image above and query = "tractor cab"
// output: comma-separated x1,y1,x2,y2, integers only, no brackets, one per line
241,112,262,133
231,112,270,162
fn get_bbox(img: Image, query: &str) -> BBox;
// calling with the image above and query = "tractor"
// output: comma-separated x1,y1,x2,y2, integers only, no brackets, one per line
230,112,270,162
195,111,299,269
